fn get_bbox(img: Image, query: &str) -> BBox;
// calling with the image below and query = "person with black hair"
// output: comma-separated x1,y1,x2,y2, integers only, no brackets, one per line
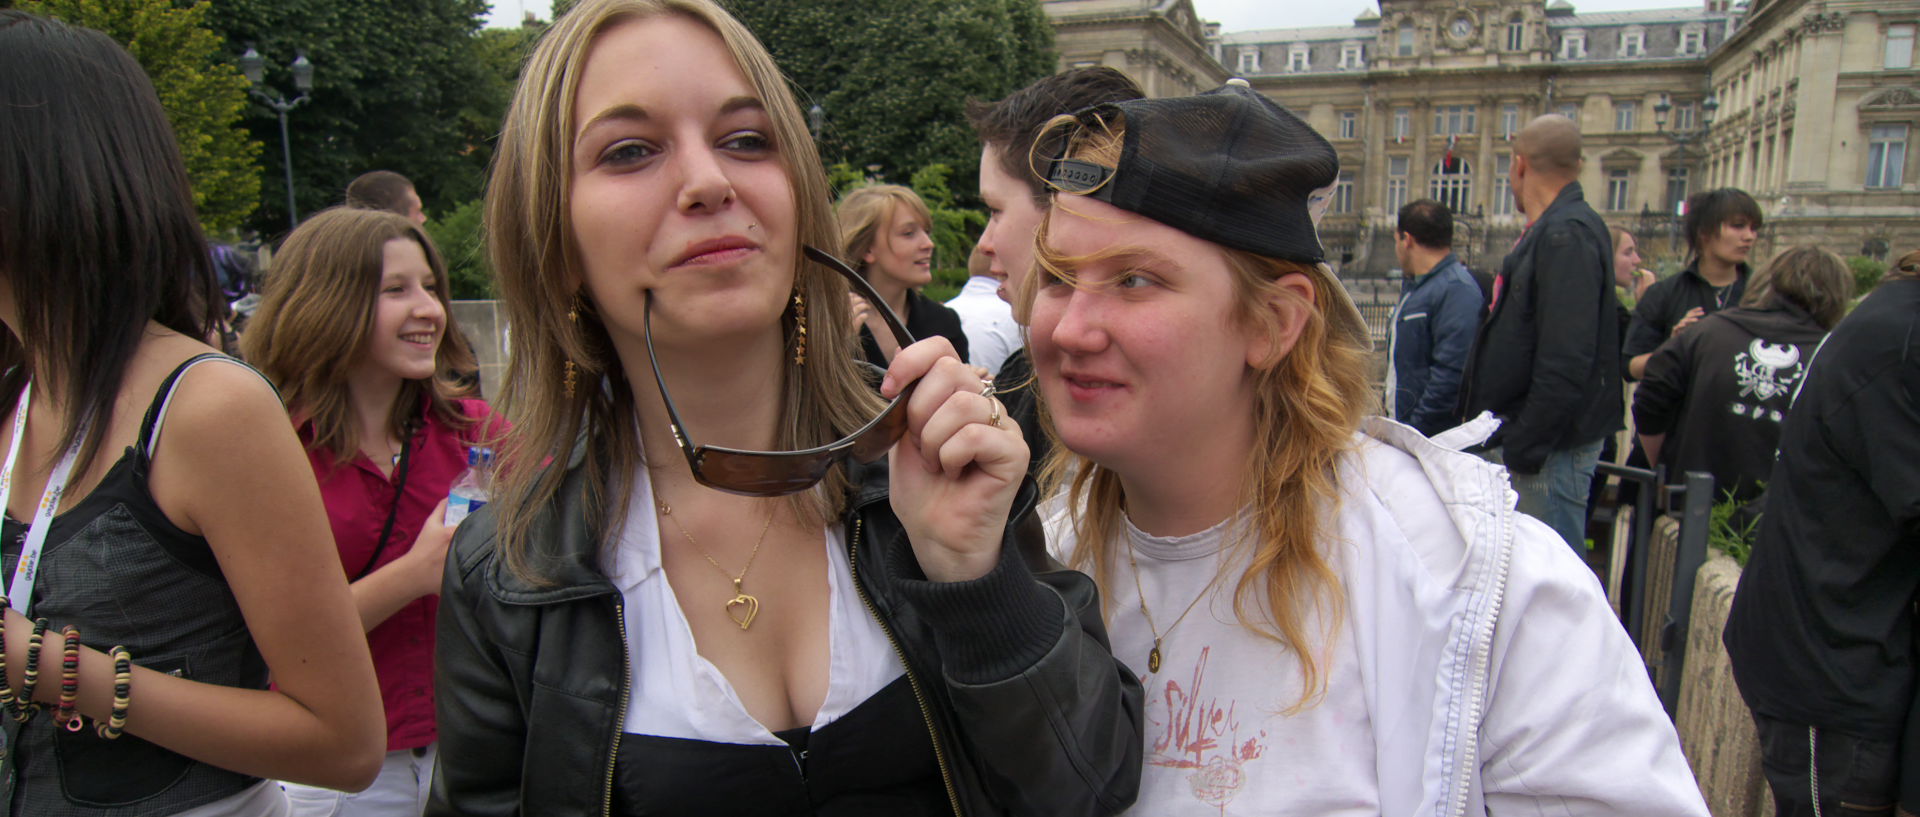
966,66,1145,480
1632,245,1853,508
0,10,383,814
1625,187,1762,380
1723,249,1920,817
347,171,428,226
1387,199,1482,436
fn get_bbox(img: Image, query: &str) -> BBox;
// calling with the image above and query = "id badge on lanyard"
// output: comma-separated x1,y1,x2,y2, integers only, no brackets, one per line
0,382,89,617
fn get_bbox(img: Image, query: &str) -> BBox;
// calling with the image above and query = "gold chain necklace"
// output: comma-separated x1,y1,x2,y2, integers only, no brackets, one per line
1124,537,1224,674
657,500,775,631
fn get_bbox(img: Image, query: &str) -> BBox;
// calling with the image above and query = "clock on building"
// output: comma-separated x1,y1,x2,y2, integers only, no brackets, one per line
1446,14,1477,47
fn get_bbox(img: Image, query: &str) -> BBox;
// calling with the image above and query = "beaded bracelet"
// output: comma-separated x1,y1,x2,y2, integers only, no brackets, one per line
18,617,47,722
97,646,130,740
0,593,14,720
56,624,80,732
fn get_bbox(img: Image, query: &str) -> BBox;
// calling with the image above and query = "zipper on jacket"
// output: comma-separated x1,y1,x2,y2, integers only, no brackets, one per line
603,596,630,817
847,517,964,817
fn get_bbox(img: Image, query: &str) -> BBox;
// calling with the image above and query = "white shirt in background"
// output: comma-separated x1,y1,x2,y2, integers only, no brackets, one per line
944,276,1022,377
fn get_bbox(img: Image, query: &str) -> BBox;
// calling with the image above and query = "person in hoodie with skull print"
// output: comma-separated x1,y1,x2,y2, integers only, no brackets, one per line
1632,245,1854,508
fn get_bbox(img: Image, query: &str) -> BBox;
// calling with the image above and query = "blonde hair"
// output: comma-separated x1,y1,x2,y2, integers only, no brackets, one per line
1027,114,1373,710
1608,224,1634,253
484,0,879,583
1742,245,1854,329
836,184,931,277
242,206,477,463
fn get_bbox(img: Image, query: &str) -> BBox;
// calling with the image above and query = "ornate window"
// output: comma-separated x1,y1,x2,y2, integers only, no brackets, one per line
1501,104,1520,138
1494,154,1516,215
1429,158,1473,211
1434,104,1477,135
1507,16,1526,50
1339,110,1358,139
1887,23,1915,70
1333,171,1355,213
1340,41,1364,68
1614,101,1637,132
1398,26,1416,56
1392,107,1411,141
1387,156,1410,210
1868,124,1908,188
1237,48,1261,74
1620,27,1645,58
1679,25,1705,56
1560,29,1586,59
1606,169,1632,211
1666,167,1689,212
1288,43,1311,72
1557,101,1581,123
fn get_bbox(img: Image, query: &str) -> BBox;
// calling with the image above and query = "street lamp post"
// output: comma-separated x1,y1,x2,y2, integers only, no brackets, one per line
1651,91,1719,253
240,46,315,233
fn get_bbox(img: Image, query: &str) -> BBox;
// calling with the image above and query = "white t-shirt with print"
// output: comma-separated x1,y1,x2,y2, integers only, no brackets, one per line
1058,512,1380,817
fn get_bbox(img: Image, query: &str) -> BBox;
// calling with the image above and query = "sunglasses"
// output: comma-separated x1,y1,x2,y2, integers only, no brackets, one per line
643,245,919,497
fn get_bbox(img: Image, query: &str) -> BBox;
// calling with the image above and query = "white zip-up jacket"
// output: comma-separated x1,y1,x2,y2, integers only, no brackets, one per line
1051,415,1710,816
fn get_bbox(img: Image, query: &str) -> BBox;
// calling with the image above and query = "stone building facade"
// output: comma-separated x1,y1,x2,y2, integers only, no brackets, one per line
1044,0,1920,277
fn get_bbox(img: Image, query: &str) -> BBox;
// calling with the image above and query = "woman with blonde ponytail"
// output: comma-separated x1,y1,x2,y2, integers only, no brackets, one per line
1027,83,1708,816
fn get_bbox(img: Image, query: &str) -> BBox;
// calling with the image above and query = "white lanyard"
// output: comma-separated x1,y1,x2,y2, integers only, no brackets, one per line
0,382,88,616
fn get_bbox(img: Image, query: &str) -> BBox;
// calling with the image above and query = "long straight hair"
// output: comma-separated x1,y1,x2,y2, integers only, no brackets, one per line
242,207,478,463
0,11,218,477
484,0,880,583
1027,115,1374,710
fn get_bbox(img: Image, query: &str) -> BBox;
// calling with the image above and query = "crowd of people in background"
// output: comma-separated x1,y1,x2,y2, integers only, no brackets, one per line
2,0,1915,815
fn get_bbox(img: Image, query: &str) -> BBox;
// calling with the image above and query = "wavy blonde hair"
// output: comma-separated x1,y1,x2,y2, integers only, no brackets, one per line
1027,113,1374,710
242,206,477,464
836,184,932,278
484,0,879,583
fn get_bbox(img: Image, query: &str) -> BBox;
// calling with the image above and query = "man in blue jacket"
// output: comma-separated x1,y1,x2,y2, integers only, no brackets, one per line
1458,114,1621,553
1387,199,1483,436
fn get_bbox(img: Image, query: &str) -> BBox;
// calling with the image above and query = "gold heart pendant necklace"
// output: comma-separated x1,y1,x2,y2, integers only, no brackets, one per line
660,500,774,631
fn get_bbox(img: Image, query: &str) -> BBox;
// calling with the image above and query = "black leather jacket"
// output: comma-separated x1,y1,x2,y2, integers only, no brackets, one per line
428,442,1144,817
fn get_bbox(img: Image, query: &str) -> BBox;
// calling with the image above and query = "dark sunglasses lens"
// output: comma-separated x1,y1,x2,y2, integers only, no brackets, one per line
694,449,836,497
848,382,916,463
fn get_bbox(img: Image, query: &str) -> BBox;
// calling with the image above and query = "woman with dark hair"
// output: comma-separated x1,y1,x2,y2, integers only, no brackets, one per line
429,0,1141,814
243,207,501,816
837,184,971,367
1633,245,1854,507
1626,188,1764,379
0,10,383,815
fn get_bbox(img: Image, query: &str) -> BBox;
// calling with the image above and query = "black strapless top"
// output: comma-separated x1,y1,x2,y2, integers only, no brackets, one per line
610,675,948,816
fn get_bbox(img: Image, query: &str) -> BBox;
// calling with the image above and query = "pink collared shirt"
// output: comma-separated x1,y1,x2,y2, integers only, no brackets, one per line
302,398,500,751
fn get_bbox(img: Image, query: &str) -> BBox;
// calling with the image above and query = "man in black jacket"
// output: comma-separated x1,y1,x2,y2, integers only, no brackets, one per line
1723,255,1920,817
1458,114,1621,553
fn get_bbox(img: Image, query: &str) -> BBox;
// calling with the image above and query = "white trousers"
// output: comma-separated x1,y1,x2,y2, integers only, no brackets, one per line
282,743,436,817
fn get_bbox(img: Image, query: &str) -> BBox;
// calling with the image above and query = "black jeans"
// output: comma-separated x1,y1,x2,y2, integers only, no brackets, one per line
1755,713,1901,816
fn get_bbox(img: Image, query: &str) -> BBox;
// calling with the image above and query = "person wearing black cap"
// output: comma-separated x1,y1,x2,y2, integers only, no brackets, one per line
1457,114,1621,555
1031,82,1706,816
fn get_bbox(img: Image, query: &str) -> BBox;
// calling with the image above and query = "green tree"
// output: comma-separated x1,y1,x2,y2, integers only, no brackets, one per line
22,0,263,236
425,198,492,300
909,164,985,300
725,0,1055,204
201,0,497,238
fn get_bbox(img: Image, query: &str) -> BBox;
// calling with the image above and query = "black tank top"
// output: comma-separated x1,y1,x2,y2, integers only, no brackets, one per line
610,675,947,816
2,354,270,815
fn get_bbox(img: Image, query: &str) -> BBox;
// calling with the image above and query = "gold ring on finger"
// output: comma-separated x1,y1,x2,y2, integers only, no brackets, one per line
986,400,1003,428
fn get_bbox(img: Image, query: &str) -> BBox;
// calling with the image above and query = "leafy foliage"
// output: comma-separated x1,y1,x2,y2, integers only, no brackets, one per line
723,0,1055,205
909,164,985,301
425,198,492,300
1846,255,1887,298
22,0,263,236
1708,490,1761,566
200,0,497,239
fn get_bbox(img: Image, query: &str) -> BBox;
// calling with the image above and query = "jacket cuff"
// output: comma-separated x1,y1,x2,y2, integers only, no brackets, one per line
886,531,1067,685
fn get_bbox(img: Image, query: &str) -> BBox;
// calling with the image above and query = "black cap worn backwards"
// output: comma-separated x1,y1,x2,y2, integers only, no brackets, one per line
1046,79,1340,265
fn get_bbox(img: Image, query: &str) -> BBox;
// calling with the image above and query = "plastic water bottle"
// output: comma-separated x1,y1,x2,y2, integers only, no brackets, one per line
443,447,494,527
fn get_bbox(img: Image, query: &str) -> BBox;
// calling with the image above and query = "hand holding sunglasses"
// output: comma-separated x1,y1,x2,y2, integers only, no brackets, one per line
879,336,1030,584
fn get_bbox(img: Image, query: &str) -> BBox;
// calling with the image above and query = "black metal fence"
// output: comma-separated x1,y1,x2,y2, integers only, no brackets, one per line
1596,462,1715,717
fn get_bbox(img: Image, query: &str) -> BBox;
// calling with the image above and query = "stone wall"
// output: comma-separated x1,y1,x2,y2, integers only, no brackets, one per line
1676,552,1770,817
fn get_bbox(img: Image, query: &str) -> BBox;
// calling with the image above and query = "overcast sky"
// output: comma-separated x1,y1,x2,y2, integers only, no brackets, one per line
485,0,1703,32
